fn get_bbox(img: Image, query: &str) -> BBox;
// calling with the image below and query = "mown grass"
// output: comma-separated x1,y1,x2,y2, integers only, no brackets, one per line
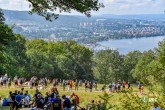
0,84,149,109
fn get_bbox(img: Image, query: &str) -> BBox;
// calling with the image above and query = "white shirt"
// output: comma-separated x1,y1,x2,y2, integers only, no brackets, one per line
24,96,30,105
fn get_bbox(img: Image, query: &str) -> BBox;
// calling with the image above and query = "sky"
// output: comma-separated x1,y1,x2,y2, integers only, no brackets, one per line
0,0,164,15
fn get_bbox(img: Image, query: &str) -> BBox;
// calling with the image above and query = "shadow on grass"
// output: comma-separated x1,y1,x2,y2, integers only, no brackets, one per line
0,106,10,110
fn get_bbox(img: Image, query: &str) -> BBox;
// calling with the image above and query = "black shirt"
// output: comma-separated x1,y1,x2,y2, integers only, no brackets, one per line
11,93,17,102
63,98,71,108
52,99,62,110
44,96,50,104
36,98,44,109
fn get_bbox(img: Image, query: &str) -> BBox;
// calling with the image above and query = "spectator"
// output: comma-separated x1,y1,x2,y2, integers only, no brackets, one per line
25,90,31,101
11,90,18,110
44,92,50,105
34,94,44,110
75,80,79,91
50,95,63,110
86,100,95,110
24,93,30,108
62,95,71,110
62,80,66,91
15,91,23,110
70,93,80,109
152,102,161,110
7,91,13,110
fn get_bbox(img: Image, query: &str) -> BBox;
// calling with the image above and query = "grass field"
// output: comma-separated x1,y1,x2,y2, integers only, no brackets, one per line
0,84,149,110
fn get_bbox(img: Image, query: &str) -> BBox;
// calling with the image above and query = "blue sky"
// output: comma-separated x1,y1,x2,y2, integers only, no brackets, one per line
0,0,164,15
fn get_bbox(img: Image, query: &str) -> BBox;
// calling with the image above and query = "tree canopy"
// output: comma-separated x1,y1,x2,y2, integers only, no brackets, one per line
27,0,104,21
0,8,5,23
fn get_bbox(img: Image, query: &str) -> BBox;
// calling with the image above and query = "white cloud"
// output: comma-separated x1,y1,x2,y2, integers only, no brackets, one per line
0,0,30,10
99,0,165,14
119,4,130,9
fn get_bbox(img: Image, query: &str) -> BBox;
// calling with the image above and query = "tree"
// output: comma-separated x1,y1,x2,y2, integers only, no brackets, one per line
123,51,142,82
94,50,123,83
0,8,5,23
131,50,155,84
0,23,15,74
28,0,104,21
2,34,28,77
0,24,14,49
26,39,53,78
55,40,93,80
25,40,93,79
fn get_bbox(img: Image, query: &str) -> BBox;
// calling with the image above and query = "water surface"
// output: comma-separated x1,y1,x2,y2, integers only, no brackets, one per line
96,36,165,54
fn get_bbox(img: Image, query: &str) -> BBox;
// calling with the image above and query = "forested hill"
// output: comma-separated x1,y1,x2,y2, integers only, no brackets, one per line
3,9,165,23
3,9,94,26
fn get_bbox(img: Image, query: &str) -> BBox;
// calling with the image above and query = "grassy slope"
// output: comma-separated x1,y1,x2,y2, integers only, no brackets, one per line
0,84,149,109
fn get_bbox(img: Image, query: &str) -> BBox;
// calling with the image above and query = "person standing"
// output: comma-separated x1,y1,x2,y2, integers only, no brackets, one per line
70,80,73,91
15,91,23,110
85,81,88,92
108,83,112,92
122,81,126,91
102,84,106,92
7,91,13,110
44,78,47,89
128,82,131,89
62,80,66,91
75,80,79,91
138,83,142,94
3,75,7,87
14,76,18,88
11,90,18,110
117,82,121,92
8,78,11,88
20,78,23,88
89,82,93,92
0,76,3,87
53,78,56,87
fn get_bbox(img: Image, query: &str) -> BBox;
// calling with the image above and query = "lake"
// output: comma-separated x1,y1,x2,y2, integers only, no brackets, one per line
96,36,165,54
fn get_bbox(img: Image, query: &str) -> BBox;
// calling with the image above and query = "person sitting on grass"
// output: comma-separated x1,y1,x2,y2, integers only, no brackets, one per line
97,100,106,110
33,94,44,110
50,87,59,98
23,93,30,108
70,93,80,109
86,100,96,110
62,95,71,110
152,102,161,110
7,91,13,110
50,95,63,110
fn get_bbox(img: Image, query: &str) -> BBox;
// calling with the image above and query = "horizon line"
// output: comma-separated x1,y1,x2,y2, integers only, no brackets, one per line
2,9,165,16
